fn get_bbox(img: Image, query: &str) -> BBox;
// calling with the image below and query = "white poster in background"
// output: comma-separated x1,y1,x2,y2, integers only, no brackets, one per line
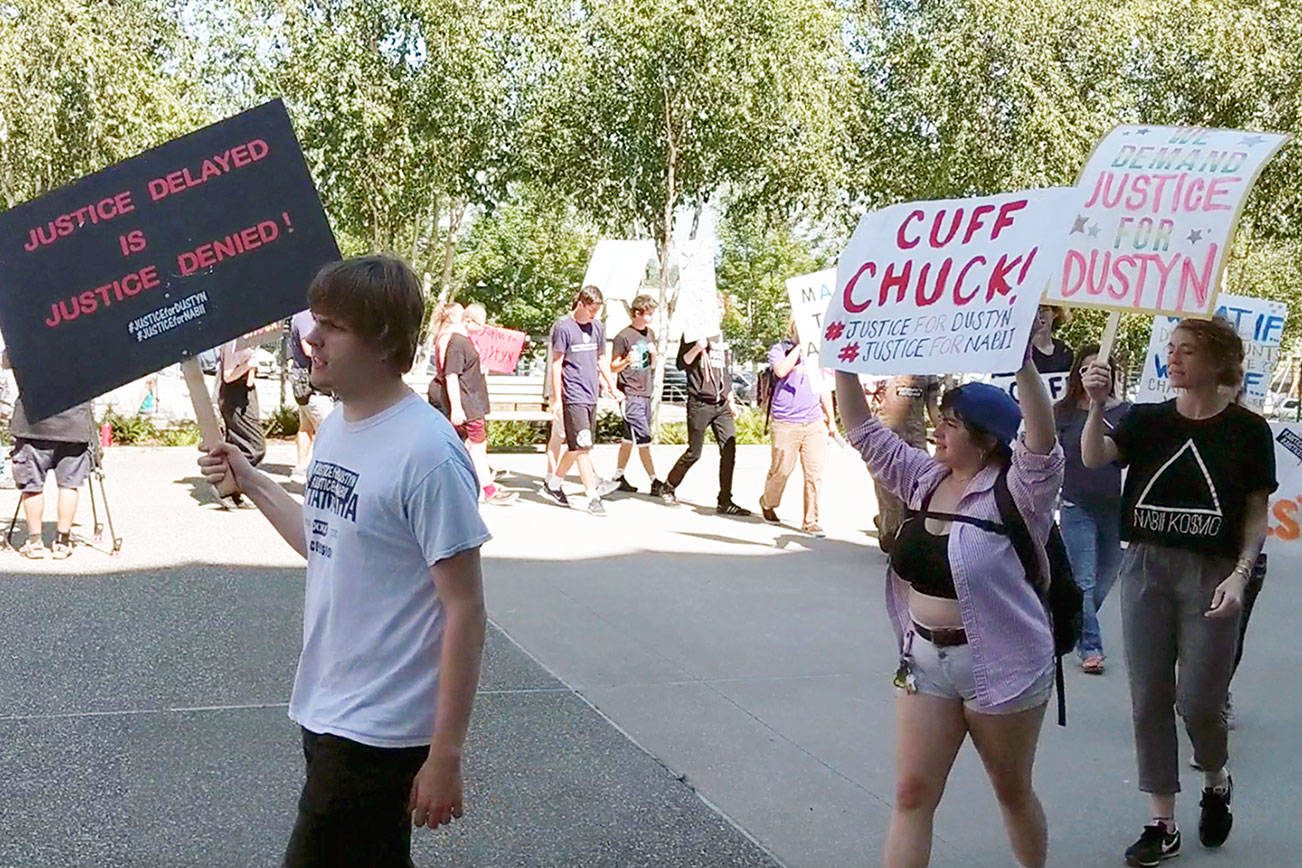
1264,422,1302,555
989,371,1072,404
822,187,1076,375
785,268,837,391
582,240,657,304
1134,294,1287,412
582,239,658,336
674,236,722,342
1043,124,1290,317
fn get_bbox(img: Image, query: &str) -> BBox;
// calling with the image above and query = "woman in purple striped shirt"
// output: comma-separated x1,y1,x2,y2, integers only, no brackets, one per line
837,352,1063,868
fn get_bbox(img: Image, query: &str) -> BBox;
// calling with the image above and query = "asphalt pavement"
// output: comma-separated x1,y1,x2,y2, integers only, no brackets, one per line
1,439,1299,866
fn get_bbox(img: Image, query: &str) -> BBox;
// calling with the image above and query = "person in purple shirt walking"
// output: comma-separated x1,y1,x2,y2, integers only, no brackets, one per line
759,327,834,536
836,347,1062,868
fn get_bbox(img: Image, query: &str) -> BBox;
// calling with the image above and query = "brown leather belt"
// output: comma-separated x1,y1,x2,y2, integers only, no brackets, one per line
912,622,968,647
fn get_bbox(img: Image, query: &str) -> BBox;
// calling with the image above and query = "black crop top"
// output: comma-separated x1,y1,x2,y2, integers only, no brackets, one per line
889,488,957,599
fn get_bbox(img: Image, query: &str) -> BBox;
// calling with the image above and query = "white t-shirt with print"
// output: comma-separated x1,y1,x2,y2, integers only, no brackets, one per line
289,392,491,748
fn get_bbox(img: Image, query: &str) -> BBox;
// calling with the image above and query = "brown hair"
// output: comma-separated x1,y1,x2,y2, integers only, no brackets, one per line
1172,316,1244,388
630,293,658,315
307,254,424,373
1054,343,1117,417
575,285,604,307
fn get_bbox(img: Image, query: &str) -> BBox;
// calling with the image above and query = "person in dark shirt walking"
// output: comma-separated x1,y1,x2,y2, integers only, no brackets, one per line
662,333,750,516
609,294,668,498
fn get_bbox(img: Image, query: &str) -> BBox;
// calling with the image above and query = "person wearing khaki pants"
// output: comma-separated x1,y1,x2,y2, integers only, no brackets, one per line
759,334,834,536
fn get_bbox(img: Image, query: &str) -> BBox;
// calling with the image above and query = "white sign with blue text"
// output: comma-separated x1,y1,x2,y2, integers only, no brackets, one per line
1135,293,1286,412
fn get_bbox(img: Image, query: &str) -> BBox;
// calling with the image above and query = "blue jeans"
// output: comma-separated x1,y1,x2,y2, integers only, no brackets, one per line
1059,501,1122,658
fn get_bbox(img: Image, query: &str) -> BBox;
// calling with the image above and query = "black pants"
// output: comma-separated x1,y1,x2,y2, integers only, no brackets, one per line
219,378,266,466
666,398,735,504
284,729,428,868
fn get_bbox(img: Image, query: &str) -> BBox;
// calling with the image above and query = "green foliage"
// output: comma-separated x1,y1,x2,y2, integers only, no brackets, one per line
0,0,203,206
655,412,769,446
486,420,549,450
656,422,689,445
456,187,597,334
263,405,300,439
103,412,200,446
718,214,836,362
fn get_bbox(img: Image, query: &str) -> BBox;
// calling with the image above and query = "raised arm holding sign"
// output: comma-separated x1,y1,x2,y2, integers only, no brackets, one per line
820,187,1075,376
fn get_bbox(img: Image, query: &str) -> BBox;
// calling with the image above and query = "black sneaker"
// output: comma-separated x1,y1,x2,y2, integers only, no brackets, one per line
649,479,666,498
1124,823,1181,866
614,475,639,494
761,505,780,523
1199,774,1233,848
717,501,751,517
541,483,570,507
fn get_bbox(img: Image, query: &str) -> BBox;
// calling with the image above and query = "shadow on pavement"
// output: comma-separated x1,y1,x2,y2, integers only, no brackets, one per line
0,562,778,868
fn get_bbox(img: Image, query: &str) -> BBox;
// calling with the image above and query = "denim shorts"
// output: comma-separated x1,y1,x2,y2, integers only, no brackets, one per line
905,630,1053,715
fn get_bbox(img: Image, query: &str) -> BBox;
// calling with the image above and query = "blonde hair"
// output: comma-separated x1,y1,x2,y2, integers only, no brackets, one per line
432,302,464,336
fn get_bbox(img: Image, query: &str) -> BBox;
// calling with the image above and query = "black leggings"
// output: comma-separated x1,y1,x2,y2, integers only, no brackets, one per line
666,398,736,504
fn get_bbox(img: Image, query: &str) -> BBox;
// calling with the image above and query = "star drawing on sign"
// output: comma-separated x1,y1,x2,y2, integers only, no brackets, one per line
824,320,845,341
1137,127,1150,135
1187,229,1203,244
1087,223,1101,238
1071,214,1088,234
1241,134,1266,147
838,343,860,364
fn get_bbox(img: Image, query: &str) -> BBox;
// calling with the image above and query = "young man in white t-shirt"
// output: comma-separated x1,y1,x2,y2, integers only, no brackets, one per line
199,255,490,865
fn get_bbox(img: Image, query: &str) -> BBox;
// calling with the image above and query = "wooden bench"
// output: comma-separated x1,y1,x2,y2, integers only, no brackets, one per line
485,375,551,422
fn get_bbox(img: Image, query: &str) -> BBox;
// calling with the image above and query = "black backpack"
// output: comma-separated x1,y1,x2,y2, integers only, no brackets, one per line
902,467,1083,726
992,469,1083,727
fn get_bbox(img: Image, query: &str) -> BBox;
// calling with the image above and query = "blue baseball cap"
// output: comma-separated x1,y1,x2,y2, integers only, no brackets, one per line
947,383,1022,446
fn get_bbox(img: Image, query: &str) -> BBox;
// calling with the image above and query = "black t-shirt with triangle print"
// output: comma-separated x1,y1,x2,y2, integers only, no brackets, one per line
1112,400,1276,559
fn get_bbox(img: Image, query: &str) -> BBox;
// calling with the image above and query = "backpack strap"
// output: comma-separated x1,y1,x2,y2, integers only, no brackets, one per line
992,468,1066,727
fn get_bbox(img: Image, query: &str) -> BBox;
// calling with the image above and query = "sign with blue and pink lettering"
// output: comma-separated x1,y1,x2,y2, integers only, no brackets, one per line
1135,293,1287,412
821,187,1075,374
1044,125,1289,317
0,99,339,421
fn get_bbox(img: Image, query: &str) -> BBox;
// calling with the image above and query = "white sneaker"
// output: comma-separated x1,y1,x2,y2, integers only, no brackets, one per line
290,466,308,484
596,478,621,497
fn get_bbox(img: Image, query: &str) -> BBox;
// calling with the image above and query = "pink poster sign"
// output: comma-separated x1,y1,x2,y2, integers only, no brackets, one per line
470,325,527,373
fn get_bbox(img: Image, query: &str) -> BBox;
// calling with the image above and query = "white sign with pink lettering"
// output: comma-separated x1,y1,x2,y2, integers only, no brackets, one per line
821,187,1075,375
1045,125,1289,317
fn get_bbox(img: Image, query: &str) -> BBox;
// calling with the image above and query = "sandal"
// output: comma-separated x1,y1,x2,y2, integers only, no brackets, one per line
1081,656,1105,674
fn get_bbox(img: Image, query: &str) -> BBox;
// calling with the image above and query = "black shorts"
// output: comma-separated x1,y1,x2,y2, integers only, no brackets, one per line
10,439,92,493
562,403,596,451
283,729,428,868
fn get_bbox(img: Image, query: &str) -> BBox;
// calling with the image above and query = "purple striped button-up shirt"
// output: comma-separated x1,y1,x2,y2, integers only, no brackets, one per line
849,416,1064,711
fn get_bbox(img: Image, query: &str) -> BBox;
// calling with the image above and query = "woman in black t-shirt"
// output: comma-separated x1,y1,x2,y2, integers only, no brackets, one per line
428,303,516,506
1082,317,1275,865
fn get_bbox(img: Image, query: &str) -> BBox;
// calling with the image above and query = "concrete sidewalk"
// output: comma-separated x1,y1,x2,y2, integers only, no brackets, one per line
1,440,1299,866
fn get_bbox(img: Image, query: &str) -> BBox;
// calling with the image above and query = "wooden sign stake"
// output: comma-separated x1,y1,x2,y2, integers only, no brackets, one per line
180,356,238,496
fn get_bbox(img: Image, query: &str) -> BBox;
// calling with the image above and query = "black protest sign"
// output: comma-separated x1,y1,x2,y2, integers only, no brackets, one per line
0,99,339,421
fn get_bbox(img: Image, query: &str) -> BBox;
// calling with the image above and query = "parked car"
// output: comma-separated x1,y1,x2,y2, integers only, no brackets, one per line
732,371,756,405
253,347,281,378
197,347,220,376
661,367,689,403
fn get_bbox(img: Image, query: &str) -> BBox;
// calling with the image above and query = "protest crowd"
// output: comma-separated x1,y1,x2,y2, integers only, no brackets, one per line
0,83,1293,868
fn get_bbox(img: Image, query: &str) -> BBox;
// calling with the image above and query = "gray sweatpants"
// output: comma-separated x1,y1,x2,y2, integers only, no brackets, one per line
1120,543,1241,794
